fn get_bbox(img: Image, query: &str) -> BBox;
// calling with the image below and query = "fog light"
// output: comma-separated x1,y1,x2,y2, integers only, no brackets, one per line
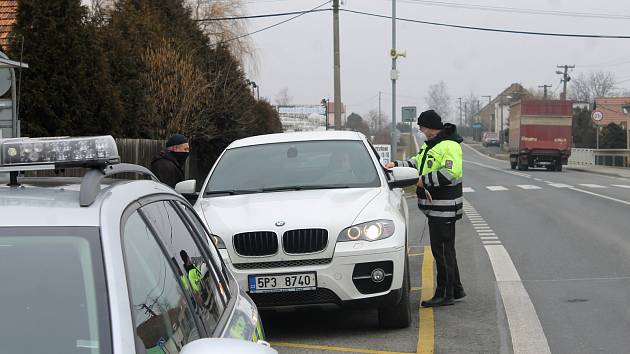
371,268,385,283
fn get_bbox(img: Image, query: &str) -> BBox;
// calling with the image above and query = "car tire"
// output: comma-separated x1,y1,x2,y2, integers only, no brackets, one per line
510,162,517,170
378,256,411,329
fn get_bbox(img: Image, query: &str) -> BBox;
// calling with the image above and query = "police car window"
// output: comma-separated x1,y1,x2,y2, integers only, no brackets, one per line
175,201,232,292
122,211,200,353
0,227,111,354
140,201,227,335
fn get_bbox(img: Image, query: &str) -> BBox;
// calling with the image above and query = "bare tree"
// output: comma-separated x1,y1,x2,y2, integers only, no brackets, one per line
425,81,452,121
274,87,292,106
570,70,617,102
186,0,254,64
365,109,388,133
142,38,210,137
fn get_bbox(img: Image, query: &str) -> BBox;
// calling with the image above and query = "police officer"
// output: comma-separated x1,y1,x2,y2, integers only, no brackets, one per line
386,110,465,307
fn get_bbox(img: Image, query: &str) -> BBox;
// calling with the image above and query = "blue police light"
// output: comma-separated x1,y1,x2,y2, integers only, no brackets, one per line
0,135,119,169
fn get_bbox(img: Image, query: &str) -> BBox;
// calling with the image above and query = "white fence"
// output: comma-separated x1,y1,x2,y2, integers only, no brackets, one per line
568,148,595,166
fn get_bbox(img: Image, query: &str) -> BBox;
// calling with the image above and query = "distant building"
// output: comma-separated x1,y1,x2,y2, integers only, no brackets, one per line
326,101,346,128
479,83,529,133
276,105,326,132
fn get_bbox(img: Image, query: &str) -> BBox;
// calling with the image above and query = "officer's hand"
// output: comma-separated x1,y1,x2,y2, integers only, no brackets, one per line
417,177,424,188
384,162,395,169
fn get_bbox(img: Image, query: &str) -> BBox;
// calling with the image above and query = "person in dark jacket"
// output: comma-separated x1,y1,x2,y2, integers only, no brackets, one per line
150,134,190,188
386,110,465,307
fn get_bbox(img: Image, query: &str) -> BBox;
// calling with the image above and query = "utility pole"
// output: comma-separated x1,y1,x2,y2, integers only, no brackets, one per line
458,97,463,128
390,0,398,159
333,0,342,129
556,65,574,100
538,84,552,99
378,91,382,131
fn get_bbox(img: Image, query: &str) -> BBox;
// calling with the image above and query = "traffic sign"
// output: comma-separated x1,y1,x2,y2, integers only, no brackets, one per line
401,106,417,123
373,144,391,164
591,110,604,125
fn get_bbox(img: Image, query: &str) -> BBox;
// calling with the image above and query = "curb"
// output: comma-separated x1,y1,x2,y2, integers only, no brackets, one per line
565,166,630,179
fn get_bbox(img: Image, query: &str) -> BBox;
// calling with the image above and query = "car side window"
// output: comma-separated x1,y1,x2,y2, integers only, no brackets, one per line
140,201,227,336
174,201,232,290
121,211,200,353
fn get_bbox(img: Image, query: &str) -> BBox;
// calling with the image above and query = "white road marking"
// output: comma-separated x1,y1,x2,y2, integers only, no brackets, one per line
484,245,551,354
517,185,542,190
533,178,542,181
612,184,630,189
463,187,475,193
548,183,572,188
579,183,606,188
487,186,509,191
483,240,502,244
481,236,499,240
569,187,630,206
479,233,497,236
474,226,491,229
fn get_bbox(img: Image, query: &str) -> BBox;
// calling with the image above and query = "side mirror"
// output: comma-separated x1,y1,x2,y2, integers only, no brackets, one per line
180,338,277,354
387,167,419,189
175,180,199,203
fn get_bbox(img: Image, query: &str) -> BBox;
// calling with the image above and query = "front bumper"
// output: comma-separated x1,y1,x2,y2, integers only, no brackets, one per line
219,243,406,309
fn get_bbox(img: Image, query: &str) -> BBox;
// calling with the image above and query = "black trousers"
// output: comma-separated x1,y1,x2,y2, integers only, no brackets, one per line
428,219,463,298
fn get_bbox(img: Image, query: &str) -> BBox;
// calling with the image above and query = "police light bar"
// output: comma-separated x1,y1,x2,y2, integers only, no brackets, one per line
0,135,119,170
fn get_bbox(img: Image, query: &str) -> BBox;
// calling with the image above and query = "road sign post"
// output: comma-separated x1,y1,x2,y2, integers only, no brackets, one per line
402,107,417,157
373,144,392,164
592,110,603,149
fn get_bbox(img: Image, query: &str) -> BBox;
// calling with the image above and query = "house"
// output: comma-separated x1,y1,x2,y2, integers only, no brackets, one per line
0,0,16,50
594,96,630,148
479,83,529,133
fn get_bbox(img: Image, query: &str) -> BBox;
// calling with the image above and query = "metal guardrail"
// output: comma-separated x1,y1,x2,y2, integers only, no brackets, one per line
568,148,630,168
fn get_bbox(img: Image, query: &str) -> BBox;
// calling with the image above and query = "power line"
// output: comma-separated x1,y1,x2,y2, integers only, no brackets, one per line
209,0,332,47
341,8,630,39
396,0,630,20
195,9,330,22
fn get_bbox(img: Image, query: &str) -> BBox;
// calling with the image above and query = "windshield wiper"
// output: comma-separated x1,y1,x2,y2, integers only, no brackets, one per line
204,189,261,195
262,185,351,192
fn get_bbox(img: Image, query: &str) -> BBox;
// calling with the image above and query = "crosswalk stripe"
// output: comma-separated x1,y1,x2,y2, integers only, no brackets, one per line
463,187,475,193
517,185,542,190
612,184,630,189
548,183,572,188
579,184,606,188
486,186,509,191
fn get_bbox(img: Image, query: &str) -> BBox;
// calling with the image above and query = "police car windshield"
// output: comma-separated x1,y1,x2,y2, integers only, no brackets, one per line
0,227,111,354
205,140,381,195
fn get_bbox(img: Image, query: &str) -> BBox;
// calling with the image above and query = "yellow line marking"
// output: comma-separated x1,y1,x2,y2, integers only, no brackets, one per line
271,342,412,354
417,245,435,354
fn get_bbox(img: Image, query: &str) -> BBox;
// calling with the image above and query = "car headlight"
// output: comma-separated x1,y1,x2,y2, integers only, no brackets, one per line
338,220,395,242
210,234,226,249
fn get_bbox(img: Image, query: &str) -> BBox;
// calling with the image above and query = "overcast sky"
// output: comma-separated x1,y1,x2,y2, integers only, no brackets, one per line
242,0,630,122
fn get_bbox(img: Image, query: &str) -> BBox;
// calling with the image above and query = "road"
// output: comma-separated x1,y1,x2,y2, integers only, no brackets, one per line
262,144,630,354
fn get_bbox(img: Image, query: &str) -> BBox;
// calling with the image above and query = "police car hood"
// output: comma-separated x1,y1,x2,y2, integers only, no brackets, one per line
196,188,381,261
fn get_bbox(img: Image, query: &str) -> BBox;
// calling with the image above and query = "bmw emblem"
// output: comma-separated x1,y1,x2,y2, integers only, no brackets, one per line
275,221,285,227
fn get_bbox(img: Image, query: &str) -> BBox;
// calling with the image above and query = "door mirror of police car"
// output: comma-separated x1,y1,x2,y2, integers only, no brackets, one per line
388,167,419,189
180,338,278,354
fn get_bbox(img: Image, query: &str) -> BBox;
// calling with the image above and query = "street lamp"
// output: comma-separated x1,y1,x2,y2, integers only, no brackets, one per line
245,79,259,100
321,98,329,130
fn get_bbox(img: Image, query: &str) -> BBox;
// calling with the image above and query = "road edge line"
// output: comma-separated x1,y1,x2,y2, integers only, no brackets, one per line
417,245,435,354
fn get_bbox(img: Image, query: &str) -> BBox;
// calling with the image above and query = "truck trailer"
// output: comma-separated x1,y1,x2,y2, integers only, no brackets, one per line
508,99,573,171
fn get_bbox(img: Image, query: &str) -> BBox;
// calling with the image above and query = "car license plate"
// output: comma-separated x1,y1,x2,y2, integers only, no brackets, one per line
248,272,317,293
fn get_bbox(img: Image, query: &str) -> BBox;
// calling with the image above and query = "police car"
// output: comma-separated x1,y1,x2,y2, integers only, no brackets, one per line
181,131,419,328
0,136,275,354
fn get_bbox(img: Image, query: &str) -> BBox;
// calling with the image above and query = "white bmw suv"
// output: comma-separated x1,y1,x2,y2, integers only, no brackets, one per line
190,131,418,328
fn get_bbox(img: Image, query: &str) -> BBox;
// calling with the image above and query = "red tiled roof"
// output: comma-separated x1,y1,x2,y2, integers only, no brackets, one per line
595,97,630,126
0,0,16,48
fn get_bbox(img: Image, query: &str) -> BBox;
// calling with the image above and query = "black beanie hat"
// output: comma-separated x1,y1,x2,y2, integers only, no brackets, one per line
166,133,188,147
417,110,444,130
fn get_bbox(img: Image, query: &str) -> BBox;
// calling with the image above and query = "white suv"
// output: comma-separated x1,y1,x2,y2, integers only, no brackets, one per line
190,131,418,328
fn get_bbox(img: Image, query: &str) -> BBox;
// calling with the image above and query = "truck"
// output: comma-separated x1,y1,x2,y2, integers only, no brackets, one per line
508,99,573,171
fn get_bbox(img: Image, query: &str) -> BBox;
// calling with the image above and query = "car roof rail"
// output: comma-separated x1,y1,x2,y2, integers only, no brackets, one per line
80,163,158,207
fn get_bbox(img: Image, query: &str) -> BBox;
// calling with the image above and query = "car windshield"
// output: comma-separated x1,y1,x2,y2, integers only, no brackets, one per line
0,227,111,354
205,140,380,195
